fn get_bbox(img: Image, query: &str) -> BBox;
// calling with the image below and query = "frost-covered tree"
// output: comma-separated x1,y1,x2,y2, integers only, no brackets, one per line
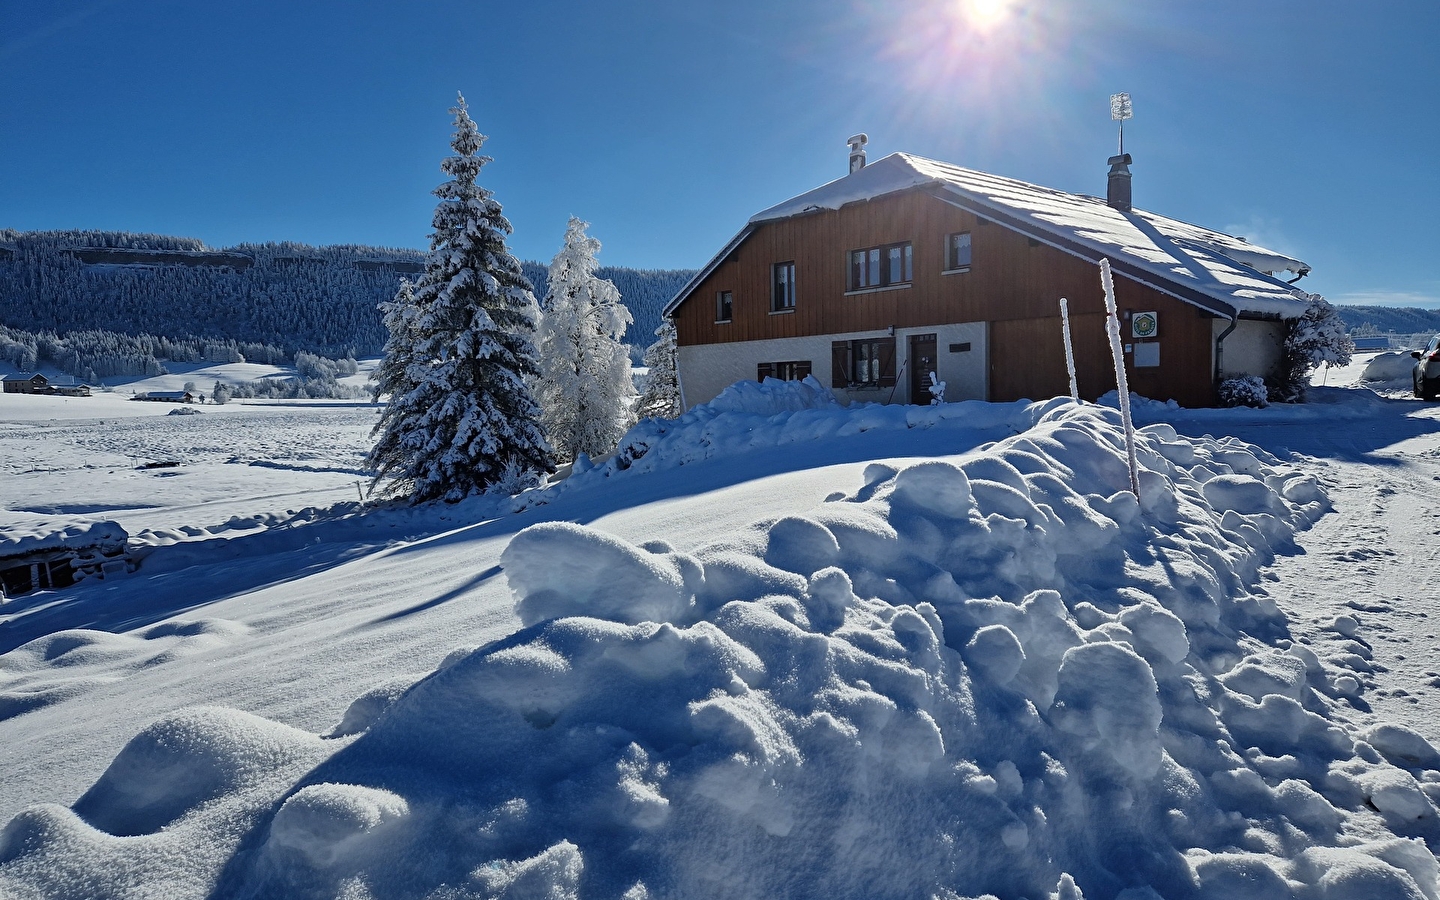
534,218,636,462
1274,293,1354,402
369,278,419,404
367,95,553,502
212,381,231,405
637,319,681,420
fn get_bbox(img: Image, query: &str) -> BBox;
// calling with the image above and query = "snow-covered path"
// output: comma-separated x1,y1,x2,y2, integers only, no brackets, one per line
1203,399,1440,743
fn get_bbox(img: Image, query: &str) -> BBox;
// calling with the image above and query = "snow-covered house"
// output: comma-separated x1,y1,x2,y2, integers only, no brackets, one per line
2,373,49,394
132,390,194,403
664,142,1314,409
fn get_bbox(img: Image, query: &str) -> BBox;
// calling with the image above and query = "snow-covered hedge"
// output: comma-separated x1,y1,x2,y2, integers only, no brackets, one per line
10,403,1440,898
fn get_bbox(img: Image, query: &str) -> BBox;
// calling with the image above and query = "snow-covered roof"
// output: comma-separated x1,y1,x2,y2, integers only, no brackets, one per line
668,152,1312,321
0,518,127,562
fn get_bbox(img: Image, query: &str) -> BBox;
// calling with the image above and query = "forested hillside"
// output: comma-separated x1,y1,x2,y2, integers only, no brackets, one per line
1334,305,1440,338
0,229,694,358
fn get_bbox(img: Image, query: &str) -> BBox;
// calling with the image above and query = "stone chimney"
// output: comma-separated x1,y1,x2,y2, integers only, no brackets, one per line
847,134,869,174
1106,153,1132,211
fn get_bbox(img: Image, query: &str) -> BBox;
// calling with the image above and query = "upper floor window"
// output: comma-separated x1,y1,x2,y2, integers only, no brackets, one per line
716,290,733,323
849,242,912,291
772,262,796,312
946,232,972,272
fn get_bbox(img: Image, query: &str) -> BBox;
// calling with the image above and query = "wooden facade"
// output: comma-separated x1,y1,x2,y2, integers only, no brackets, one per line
672,188,1224,408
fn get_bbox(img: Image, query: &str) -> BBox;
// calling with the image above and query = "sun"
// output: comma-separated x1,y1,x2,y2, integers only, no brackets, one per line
961,0,1013,32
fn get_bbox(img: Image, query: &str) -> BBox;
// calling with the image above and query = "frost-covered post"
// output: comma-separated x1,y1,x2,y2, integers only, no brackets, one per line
534,217,637,463
367,94,553,502
1099,259,1140,500
1059,297,1079,402
637,319,682,420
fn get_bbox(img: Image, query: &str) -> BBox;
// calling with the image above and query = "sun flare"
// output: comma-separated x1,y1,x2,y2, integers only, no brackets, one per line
962,0,1013,31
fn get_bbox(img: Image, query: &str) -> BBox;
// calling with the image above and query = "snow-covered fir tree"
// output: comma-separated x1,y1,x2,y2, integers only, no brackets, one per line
367,95,553,502
368,278,420,404
637,318,682,419
533,217,636,462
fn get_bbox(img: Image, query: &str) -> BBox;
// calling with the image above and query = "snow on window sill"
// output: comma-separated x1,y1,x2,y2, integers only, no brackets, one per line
844,283,912,297
941,267,972,276
715,319,732,325
769,307,795,315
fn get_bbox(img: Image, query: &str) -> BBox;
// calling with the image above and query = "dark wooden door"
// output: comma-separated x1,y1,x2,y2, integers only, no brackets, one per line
909,333,937,404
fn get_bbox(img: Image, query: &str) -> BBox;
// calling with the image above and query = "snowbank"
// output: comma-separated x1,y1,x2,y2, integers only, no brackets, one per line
7,402,1440,898
1362,352,1416,390
527,377,1050,508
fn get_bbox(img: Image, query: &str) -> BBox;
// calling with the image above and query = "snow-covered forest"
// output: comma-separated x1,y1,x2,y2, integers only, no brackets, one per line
0,229,693,361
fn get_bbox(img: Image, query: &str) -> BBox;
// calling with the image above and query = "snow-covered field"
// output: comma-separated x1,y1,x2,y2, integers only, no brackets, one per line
5,367,1440,898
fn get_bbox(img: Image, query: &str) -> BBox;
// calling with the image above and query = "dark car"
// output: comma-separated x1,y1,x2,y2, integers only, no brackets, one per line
1413,335,1440,399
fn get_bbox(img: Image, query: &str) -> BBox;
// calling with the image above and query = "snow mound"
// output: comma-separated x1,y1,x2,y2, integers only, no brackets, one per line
1362,351,1416,385
0,620,248,721
70,706,324,837
7,403,1440,900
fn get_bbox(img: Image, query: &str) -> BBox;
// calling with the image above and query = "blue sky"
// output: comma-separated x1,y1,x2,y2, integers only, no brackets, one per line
2,0,1437,307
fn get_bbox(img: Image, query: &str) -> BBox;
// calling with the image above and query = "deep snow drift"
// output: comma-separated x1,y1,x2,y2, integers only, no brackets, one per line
5,388,1440,900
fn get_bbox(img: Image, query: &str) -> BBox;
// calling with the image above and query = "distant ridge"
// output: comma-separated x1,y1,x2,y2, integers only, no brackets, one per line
1334,305,1440,338
0,229,696,356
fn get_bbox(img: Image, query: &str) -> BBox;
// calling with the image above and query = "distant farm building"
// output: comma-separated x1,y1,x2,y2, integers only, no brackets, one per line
2,373,92,397
2,373,49,394
131,388,194,403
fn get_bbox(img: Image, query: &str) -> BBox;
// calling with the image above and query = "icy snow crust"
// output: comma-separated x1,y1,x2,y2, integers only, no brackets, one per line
743,153,1312,321
5,388,1440,899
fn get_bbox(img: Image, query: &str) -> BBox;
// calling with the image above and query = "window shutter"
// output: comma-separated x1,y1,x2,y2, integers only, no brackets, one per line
757,362,774,381
831,342,850,388
878,338,897,388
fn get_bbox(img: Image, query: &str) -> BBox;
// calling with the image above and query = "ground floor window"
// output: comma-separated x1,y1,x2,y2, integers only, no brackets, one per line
830,337,896,389
757,360,812,381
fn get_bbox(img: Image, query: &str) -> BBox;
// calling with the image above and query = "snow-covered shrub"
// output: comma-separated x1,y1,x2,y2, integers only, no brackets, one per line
1276,293,1354,402
1218,375,1268,408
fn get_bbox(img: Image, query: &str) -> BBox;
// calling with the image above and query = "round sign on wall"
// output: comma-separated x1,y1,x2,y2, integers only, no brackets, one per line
1131,311,1158,339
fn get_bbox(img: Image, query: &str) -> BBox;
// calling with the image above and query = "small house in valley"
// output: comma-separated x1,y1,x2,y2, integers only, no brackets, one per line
664,139,1314,410
2,373,50,394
